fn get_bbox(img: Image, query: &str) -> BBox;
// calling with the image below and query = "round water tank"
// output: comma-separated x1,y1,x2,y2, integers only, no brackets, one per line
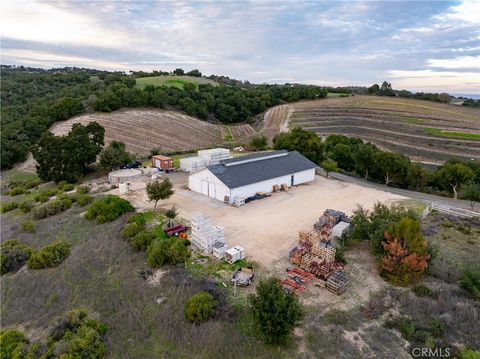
108,169,143,185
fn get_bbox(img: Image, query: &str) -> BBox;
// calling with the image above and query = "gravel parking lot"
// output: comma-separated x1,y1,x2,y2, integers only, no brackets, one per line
118,174,406,266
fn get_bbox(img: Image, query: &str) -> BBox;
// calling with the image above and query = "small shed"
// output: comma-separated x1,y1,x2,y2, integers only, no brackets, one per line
152,155,173,170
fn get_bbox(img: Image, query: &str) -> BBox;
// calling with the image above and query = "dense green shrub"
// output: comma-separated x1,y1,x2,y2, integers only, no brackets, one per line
20,220,36,233
57,181,75,192
0,309,107,359
130,231,156,251
121,222,143,238
27,241,71,269
185,291,217,324
459,269,480,301
249,136,268,151
1,201,18,213
1,240,34,275
0,329,27,358
32,188,57,202
7,186,26,196
18,200,34,213
76,185,90,194
412,284,436,298
392,316,445,347
57,192,75,202
85,195,134,223
76,194,93,207
458,349,480,359
249,277,304,345
43,309,107,358
45,198,72,216
127,212,154,226
23,178,42,189
147,237,190,267
399,318,416,341
31,205,48,220
349,202,418,256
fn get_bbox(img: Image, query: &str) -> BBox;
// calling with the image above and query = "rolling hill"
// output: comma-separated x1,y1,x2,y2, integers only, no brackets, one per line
267,96,480,164
135,75,218,89
49,109,256,155
48,96,479,164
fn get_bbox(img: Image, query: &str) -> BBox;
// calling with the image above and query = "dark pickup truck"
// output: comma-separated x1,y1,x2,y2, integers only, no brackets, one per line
121,160,142,169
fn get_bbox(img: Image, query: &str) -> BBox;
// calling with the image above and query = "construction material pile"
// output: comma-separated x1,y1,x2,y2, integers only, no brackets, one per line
289,210,351,295
314,209,352,239
190,213,225,254
290,230,342,279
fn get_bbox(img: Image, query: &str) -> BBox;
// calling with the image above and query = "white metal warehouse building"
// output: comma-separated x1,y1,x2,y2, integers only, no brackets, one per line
188,150,317,204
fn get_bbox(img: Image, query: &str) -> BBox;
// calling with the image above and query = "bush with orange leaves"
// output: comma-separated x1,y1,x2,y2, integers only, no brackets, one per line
381,217,431,285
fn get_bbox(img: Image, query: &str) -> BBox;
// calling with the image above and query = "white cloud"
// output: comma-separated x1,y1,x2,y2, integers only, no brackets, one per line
0,48,129,70
428,56,480,69
0,0,134,47
1,0,479,92
434,0,480,24
387,69,480,92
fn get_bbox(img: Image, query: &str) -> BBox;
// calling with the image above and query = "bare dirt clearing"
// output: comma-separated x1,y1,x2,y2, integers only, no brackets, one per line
114,174,406,266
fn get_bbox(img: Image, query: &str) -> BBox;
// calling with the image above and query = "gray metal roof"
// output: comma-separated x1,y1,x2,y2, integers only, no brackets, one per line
207,150,317,189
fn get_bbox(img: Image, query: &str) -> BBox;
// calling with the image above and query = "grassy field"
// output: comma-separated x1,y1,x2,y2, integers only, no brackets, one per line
424,127,480,140
1,170,39,186
135,75,218,89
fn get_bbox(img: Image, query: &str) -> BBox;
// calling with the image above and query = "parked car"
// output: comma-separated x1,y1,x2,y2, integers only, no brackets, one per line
121,160,142,169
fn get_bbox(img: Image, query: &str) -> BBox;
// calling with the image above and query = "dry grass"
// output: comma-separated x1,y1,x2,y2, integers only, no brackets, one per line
422,212,480,283
0,207,293,358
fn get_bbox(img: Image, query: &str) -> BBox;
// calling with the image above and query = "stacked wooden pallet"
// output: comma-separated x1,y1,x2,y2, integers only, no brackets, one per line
311,243,336,263
326,271,350,295
299,229,321,243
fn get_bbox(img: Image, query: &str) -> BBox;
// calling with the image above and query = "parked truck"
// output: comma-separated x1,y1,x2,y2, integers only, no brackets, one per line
231,267,254,286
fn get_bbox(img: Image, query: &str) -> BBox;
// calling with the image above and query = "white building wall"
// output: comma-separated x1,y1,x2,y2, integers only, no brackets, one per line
189,168,315,204
292,168,316,184
230,168,315,204
188,169,231,202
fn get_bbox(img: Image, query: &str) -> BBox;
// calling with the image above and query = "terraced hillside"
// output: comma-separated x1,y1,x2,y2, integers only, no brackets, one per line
287,96,480,163
257,104,292,139
50,109,225,155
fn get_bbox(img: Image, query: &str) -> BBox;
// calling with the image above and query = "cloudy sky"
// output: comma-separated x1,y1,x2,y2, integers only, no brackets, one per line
1,0,479,93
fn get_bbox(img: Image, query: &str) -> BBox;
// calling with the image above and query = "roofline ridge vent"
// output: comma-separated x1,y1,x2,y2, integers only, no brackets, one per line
223,151,288,167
